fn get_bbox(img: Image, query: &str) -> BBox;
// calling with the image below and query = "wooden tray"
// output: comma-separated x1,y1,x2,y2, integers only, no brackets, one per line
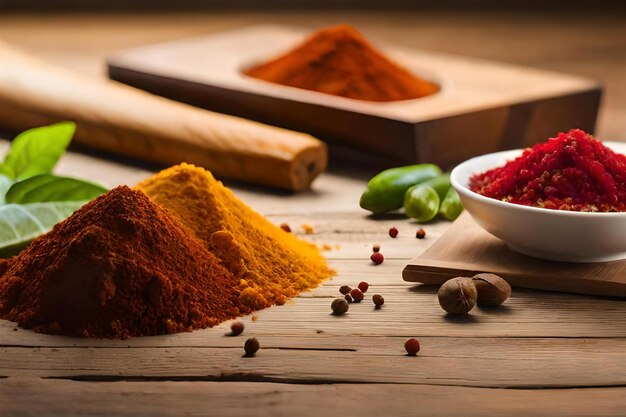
107,25,602,168
403,212,626,297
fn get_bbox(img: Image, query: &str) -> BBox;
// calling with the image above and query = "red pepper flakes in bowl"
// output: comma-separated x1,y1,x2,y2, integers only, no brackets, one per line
469,129,626,212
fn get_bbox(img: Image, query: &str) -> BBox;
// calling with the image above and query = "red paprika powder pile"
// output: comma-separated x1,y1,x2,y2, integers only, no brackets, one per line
470,129,626,212
0,186,245,338
244,24,439,102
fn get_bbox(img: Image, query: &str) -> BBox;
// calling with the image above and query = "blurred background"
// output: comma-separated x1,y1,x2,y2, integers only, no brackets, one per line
1,1,624,140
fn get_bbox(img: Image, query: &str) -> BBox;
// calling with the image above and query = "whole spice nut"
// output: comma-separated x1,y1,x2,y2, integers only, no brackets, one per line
472,273,512,306
230,321,245,336
279,223,291,233
437,277,478,315
415,228,426,239
389,227,399,238
404,338,420,356
339,285,352,295
244,337,260,357
358,281,369,293
331,298,350,315
350,288,364,303
372,294,384,308
344,294,353,303
372,244,381,253
370,252,384,265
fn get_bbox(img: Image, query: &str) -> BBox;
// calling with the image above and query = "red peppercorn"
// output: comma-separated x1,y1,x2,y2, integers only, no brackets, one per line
358,281,369,293
280,223,291,233
339,285,352,295
344,294,353,303
230,321,245,336
372,294,384,308
370,252,384,265
415,228,426,239
404,338,420,356
350,288,364,303
372,244,381,253
389,227,399,238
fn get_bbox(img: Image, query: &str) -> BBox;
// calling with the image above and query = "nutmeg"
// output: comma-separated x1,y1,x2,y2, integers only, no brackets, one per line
472,273,511,306
437,277,477,315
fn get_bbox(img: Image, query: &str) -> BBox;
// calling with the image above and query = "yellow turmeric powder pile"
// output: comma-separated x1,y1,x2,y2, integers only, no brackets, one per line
136,164,334,310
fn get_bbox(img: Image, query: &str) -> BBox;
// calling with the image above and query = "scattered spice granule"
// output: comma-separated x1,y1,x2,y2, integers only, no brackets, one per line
470,129,626,212
370,252,384,265
372,294,384,308
244,338,260,357
404,338,420,356
251,315,258,322
415,228,426,239
321,244,332,251
372,244,381,253
350,288,364,303
230,321,245,336
279,223,292,233
344,294,353,303
339,285,352,295
301,224,315,234
388,227,398,238
331,298,349,315
358,281,369,293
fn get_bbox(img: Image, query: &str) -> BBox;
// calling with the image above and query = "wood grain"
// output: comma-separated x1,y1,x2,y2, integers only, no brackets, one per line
403,213,626,297
3,379,626,417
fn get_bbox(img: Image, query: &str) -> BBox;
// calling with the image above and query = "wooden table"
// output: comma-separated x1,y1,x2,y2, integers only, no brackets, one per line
1,11,626,416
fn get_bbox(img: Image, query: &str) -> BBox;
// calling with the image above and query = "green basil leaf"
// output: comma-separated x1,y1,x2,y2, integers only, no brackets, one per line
0,121,76,180
5,174,107,204
0,175,13,205
0,201,86,258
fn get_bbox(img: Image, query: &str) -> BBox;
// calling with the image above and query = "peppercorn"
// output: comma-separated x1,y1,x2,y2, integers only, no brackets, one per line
230,321,245,336
244,337,260,357
372,294,384,308
389,227,399,238
372,244,381,253
415,228,426,239
339,285,352,295
358,281,369,293
331,298,349,315
370,252,384,265
472,273,511,306
344,294,353,303
279,223,291,233
350,288,364,303
404,338,420,356
437,277,477,315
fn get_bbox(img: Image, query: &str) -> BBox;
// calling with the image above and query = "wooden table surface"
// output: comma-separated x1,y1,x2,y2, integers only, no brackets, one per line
1,11,625,416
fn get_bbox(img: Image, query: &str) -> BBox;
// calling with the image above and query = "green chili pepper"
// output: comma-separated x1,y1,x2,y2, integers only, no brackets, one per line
418,173,451,200
359,164,442,214
403,185,440,223
439,187,464,221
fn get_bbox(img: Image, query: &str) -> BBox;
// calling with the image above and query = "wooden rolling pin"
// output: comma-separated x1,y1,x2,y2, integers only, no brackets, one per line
0,41,327,191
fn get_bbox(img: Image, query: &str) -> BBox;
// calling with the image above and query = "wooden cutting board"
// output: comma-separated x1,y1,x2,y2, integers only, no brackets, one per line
107,25,601,169
403,212,626,297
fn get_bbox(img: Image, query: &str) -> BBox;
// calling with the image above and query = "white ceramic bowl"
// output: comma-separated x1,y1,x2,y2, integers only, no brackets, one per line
450,141,626,263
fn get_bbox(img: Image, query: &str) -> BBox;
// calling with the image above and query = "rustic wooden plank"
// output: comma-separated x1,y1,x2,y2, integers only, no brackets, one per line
1,336,625,387
2,378,625,417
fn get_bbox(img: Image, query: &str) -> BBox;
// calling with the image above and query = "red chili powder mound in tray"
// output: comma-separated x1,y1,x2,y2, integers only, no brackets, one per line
470,129,626,212
244,24,439,102
0,186,244,338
